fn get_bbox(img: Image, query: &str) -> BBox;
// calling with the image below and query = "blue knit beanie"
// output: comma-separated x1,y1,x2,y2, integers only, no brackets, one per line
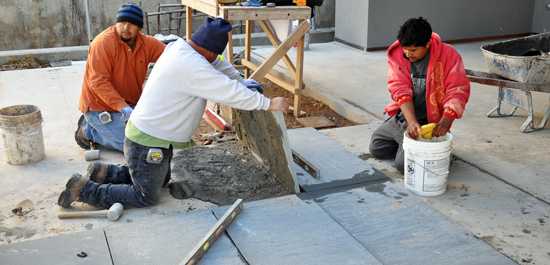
190,17,232,55
116,3,144,28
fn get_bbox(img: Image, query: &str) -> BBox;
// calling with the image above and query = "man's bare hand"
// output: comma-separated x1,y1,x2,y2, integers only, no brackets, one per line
268,97,290,112
433,115,452,137
407,121,422,140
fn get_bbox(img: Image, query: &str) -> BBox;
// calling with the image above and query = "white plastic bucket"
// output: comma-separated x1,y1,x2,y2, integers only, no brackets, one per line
403,132,452,196
0,105,46,165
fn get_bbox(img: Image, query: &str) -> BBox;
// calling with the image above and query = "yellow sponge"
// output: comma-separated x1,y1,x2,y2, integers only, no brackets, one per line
418,123,436,139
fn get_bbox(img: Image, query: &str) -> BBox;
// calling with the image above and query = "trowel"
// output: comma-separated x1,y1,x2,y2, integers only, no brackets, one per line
12,199,34,216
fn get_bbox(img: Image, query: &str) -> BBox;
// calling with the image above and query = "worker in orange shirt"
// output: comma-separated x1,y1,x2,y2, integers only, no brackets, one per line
76,3,166,152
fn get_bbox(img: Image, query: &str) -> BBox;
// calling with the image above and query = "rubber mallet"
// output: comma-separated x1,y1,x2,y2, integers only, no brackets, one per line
84,142,100,161
58,202,123,221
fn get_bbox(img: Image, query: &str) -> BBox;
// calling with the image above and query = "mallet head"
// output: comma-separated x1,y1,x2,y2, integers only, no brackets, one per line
107,202,123,221
84,143,100,161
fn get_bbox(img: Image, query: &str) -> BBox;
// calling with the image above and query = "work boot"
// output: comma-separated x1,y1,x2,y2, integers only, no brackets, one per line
75,115,91,149
58,173,87,208
86,162,108,183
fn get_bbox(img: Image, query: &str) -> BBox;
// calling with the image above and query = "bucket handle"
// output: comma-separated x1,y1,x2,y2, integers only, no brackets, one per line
0,121,44,136
406,147,450,176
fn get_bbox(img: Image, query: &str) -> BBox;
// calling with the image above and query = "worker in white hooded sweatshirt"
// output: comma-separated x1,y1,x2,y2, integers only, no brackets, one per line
58,17,290,209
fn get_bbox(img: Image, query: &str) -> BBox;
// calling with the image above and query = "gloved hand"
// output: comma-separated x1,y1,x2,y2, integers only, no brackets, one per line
241,0,262,6
121,106,133,122
241,79,264,94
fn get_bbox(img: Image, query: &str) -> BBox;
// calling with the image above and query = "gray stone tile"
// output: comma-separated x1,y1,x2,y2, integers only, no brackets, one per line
212,195,382,265
288,127,388,191
0,229,111,265
104,209,245,265
308,181,517,265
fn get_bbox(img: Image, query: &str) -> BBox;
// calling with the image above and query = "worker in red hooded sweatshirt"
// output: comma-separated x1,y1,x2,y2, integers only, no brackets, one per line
369,17,470,173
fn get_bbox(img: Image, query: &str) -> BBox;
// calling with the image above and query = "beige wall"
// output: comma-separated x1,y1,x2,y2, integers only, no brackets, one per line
0,0,335,51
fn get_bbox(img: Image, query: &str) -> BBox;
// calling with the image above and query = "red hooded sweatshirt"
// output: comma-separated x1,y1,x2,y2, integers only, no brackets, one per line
384,33,470,127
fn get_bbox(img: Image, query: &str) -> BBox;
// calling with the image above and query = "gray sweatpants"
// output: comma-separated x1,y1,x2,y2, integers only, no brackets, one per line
369,115,408,173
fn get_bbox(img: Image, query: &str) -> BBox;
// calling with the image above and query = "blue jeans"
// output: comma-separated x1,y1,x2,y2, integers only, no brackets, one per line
82,111,126,152
79,138,173,208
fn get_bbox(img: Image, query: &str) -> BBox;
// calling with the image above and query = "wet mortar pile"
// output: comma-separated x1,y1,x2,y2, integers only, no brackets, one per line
170,141,292,206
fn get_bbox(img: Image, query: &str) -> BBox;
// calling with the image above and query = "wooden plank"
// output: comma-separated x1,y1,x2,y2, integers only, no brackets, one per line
234,65,248,70
244,20,252,78
294,19,306,117
224,7,311,21
241,59,296,93
227,19,234,64
180,199,244,265
185,6,192,40
250,20,311,81
181,0,311,20
181,0,219,17
258,20,297,80
292,149,320,179
295,116,336,129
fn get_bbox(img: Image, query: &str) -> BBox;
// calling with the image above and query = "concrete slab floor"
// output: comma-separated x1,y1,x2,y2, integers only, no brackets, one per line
248,40,549,264
0,37,549,264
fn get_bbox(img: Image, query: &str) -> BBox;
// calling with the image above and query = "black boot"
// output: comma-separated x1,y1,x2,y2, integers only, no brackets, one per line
75,115,91,149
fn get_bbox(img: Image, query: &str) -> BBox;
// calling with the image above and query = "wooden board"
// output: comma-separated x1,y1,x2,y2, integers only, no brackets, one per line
181,0,311,20
295,116,336,129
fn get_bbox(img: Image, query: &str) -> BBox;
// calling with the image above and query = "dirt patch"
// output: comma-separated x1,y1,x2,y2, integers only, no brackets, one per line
1,57,48,71
261,78,359,129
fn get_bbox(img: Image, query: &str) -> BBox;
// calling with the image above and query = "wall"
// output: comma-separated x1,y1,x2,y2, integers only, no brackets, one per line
532,0,550,33
0,0,335,51
336,0,536,51
334,0,368,50
0,0,207,51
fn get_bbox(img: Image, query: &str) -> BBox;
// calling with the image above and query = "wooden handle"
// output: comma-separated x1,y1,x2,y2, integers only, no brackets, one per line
58,210,108,219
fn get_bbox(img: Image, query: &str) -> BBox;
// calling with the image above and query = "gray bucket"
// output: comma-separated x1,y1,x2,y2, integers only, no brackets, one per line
0,105,46,165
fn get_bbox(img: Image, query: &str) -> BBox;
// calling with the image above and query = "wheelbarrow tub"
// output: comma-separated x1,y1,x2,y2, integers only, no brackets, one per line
481,33,550,84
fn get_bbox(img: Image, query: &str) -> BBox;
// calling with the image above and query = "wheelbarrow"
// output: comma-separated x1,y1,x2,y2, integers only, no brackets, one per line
466,33,550,132
481,32,550,84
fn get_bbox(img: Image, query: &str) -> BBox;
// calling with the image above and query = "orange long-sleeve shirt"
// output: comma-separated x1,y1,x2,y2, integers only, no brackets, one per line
78,26,166,113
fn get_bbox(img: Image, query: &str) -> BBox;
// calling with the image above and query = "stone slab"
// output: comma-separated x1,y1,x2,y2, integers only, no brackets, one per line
212,194,382,265
287,127,388,191
307,180,517,265
0,229,111,265
233,109,299,193
104,209,245,265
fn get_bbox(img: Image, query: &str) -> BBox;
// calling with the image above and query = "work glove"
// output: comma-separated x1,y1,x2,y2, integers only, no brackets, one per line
241,0,262,6
121,106,133,122
241,79,264,94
